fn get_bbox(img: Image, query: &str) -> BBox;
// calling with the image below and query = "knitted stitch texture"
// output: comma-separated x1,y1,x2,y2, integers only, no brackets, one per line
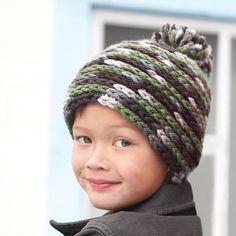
64,24,213,184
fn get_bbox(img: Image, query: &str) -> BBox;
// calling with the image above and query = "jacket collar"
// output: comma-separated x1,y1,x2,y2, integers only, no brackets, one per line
117,180,194,215
50,181,195,235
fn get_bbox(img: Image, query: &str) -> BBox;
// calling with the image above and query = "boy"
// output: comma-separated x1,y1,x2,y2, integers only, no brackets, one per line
50,24,213,235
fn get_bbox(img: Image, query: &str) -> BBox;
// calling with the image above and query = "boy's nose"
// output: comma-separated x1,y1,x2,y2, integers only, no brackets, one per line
85,145,110,171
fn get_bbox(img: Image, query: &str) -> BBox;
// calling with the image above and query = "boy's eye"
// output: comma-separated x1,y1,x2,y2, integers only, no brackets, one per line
115,139,131,148
76,136,92,144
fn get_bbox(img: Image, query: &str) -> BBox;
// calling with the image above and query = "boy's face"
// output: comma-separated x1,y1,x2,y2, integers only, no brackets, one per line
72,103,168,210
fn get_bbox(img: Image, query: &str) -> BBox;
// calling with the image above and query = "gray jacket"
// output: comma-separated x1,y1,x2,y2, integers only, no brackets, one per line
50,181,202,236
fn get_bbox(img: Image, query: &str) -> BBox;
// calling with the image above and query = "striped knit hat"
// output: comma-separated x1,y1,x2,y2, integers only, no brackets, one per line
64,24,213,184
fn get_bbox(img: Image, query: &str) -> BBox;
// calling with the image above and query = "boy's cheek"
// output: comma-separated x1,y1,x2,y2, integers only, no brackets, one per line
72,161,84,185
71,154,84,176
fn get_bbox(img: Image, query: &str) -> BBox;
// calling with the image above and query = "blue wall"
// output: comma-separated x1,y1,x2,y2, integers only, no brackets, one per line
48,0,236,235
90,0,236,21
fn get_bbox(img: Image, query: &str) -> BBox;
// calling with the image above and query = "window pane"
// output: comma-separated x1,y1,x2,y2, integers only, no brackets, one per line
105,24,155,48
229,38,236,236
189,156,214,236
204,34,217,134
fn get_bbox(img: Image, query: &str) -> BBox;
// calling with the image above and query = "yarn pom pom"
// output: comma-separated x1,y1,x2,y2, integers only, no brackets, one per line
152,24,213,76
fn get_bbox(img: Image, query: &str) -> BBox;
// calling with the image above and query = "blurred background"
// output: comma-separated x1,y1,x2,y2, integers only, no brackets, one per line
0,0,236,235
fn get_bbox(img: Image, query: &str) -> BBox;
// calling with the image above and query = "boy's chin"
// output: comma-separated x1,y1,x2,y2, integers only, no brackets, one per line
91,201,120,211
89,196,143,211
89,197,128,211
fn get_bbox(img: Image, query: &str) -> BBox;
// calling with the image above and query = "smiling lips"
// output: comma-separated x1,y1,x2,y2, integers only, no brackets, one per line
88,178,121,190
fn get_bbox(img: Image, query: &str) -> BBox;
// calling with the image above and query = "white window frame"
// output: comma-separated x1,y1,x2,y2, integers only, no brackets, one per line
89,9,236,236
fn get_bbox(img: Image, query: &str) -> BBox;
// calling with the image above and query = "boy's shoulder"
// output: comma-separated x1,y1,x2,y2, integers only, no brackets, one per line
85,210,202,236
50,181,202,236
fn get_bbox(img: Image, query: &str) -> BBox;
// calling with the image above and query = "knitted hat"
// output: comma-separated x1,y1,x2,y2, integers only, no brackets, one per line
64,24,213,184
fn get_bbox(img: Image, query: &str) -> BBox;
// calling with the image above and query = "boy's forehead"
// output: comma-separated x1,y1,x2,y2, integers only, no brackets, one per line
73,104,139,130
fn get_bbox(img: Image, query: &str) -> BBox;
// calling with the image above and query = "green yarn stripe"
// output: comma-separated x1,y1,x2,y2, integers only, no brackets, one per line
68,84,107,97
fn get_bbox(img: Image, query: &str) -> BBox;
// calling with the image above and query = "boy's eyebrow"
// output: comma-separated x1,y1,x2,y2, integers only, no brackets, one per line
72,126,89,131
109,124,136,129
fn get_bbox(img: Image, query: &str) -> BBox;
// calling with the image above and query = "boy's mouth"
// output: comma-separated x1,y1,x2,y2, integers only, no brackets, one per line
87,178,121,190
